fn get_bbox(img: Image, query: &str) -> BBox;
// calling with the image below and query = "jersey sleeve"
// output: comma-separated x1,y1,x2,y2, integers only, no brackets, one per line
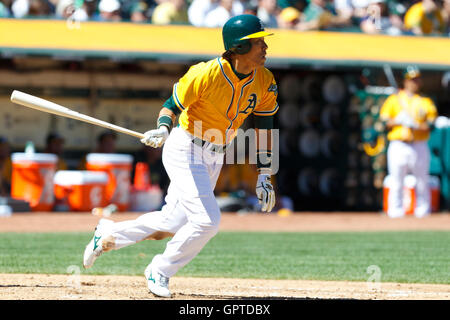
253,71,279,117
172,63,205,112
422,97,438,122
162,95,182,116
379,95,396,121
254,115,274,129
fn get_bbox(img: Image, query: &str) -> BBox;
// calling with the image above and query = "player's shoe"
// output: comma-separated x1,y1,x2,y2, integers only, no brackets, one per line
144,264,171,298
83,218,114,269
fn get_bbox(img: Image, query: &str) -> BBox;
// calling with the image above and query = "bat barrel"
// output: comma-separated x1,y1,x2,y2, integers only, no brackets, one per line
10,90,146,140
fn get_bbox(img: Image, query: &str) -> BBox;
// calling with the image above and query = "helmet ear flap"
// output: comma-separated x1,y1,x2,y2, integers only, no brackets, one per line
233,40,252,55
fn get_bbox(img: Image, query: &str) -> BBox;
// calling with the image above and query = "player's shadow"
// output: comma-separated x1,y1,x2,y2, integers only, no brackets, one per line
175,293,353,300
0,284,64,288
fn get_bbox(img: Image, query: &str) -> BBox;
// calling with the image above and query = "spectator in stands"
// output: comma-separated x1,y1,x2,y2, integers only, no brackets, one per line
295,0,343,31
81,0,100,20
0,136,12,196
56,0,97,21
99,0,122,21
120,0,149,22
360,0,403,35
56,0,69,17
203,0,243,27
334,0,407,29
151,0,190,24
243,0,258,15
11,0,52,17
442,0,450,34
0,0,12,17
404,0,445,35
277,0,307,12
258,0,279,28
333,0,372,24
56,0,74,18
188,0,220,26
384,0,406,29
11,0,29,17
203,0,233,27
277,5,301,28
29,0,52,15
48,0,58,11
333,0,353,25
386,0,410,19
44,132,68,171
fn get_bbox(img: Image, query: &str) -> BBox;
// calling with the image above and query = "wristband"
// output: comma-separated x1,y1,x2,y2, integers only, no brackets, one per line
157,115,173,132
256,149,272,175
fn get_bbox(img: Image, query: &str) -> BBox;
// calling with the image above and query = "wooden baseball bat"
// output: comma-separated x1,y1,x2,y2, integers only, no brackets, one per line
10,90,145,140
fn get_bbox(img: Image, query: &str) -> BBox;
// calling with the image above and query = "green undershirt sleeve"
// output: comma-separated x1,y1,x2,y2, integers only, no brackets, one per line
162,95,181,116
254,115,274,129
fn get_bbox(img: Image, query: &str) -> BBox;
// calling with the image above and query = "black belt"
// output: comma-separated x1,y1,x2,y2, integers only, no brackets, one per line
192,137,228,153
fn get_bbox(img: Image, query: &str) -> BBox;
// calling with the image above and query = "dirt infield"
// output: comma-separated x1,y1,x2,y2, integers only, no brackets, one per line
1,211,449,300
2,211,450,233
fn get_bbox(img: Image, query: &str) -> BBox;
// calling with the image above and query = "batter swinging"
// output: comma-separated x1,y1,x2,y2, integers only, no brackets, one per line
83,14,279,298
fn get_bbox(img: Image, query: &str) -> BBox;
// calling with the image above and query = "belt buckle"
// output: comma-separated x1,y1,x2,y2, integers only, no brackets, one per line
207,143,218,153
192,137,205,148
208,142,226,153
192,137,226,153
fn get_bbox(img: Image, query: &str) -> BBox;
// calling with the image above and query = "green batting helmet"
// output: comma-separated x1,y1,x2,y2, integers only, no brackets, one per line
222,14,274,55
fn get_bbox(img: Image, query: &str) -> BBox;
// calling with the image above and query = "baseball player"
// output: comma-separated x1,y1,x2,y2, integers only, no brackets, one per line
83,14,278,298
379,66,438,218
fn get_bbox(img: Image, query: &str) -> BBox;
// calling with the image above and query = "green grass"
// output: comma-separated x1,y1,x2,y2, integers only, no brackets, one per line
0,231,449,284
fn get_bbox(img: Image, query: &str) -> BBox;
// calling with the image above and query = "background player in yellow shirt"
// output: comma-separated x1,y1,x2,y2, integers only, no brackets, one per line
379,66,438,218
404,0,445,35
83,14,279,298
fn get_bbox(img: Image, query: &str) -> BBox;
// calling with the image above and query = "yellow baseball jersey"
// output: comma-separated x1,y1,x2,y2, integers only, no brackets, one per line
404,2,445,35
172,57,279,145
379,90,438,142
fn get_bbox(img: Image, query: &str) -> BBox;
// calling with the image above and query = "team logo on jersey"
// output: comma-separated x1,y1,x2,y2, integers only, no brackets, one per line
268,84,278,95
240,93,257,115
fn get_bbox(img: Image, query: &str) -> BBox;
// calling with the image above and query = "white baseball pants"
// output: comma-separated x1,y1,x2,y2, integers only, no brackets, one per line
387,140,430,218
104,127,224,277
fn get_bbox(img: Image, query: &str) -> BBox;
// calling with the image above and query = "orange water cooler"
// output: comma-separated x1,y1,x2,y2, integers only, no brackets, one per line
86,153,133,211
11,153,58,211
383,175,440,214
129,162,163,212
54,170,109,211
